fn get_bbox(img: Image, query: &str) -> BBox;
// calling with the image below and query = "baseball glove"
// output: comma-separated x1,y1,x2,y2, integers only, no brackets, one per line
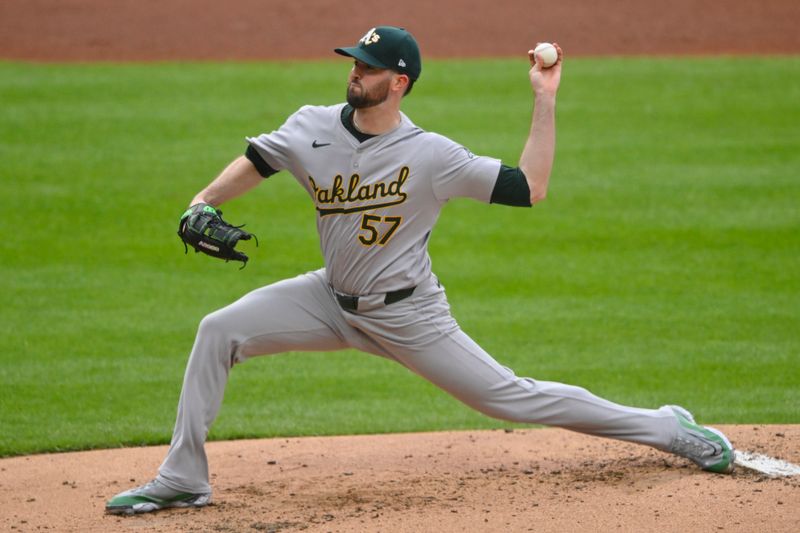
178,203,257,267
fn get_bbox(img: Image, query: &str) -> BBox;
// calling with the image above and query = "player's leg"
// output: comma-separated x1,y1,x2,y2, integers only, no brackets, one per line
141,271,362,496
345,278,714,457
389,328,733,472
108,269,392,514
391,326,677,448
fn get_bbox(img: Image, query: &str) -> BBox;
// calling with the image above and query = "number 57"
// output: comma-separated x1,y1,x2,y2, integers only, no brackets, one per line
358,214,402,246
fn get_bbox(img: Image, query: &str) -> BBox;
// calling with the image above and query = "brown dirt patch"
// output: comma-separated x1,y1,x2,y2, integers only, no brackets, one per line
1,0,799,61
2,2,799,532
2,427,799,532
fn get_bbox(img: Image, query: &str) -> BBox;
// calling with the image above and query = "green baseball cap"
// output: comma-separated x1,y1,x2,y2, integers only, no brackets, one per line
335,26,422,80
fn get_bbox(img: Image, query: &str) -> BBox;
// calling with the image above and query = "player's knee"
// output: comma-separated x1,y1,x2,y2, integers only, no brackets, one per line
196,309,236,345
197,311,222,335
192,311,240,365
455,390,527,421
476,401,529,423
463,378,540,422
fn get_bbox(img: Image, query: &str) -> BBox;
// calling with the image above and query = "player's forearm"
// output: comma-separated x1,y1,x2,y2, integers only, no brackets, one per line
191,156,264,207
519,93,556,205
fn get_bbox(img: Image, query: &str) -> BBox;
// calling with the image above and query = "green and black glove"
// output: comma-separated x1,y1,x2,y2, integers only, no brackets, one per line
177,203,257,267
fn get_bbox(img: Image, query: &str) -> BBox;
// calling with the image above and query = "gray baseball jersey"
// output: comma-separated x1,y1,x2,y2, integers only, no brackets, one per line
247,103,500,295
156,102,682,494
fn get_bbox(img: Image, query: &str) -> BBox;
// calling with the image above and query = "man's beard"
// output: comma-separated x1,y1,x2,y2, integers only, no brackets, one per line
346,78,391,109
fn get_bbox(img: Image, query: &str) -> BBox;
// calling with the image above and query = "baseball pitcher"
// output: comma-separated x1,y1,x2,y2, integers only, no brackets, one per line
106,26,734,515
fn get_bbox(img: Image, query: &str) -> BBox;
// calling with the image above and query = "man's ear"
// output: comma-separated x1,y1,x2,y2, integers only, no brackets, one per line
393,73,410,93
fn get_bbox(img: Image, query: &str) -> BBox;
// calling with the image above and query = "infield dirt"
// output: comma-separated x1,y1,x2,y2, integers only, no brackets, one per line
1,1,799,532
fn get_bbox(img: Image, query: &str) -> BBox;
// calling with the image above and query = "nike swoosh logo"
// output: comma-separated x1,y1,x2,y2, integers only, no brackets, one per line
312,140,332,148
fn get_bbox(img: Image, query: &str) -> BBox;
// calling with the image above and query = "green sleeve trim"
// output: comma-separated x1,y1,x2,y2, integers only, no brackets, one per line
490,165,532,207
245,144,279,178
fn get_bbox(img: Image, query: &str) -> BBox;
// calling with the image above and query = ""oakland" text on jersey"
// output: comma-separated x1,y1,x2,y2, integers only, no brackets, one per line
309,167,409,216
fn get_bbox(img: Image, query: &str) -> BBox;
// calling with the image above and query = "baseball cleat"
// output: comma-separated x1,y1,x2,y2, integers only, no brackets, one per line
105,479,211,515
666,405,734,474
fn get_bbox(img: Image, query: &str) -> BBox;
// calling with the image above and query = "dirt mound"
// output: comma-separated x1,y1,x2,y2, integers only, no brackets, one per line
1,426,798,532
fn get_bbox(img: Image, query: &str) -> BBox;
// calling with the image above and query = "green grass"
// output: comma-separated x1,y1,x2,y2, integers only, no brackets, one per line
1,57,798,456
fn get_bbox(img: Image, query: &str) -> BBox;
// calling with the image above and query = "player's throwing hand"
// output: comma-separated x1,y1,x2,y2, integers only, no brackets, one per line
528,42,563,96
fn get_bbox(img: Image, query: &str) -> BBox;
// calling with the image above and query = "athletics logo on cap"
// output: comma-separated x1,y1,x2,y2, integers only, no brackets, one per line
360,28,381,46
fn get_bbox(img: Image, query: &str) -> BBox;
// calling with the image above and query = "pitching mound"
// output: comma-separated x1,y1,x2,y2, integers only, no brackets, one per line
2,426,798,532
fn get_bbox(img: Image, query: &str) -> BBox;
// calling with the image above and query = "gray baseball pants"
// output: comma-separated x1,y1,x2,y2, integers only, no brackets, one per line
157,268,679,493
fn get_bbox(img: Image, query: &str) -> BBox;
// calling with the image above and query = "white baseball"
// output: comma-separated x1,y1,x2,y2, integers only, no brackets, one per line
534,42,558,68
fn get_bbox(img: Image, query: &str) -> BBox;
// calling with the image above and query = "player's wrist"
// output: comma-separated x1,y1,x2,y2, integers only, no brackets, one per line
533,90,557,103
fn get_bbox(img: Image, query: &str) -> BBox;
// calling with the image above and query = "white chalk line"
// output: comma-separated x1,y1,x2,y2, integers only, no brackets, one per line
734,450,800,477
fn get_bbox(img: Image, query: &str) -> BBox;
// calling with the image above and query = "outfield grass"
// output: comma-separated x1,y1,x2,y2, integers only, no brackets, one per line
1,57,798,456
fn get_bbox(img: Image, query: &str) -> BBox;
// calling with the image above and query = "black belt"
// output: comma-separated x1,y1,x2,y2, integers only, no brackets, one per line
334,286,416,311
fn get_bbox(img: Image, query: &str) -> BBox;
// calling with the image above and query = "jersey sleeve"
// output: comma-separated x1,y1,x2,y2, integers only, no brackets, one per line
245,144,279,178
245,106,309,172
429,134,502,203
490,165,532,207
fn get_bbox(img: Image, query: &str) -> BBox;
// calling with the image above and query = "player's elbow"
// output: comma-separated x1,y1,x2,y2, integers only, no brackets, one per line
521,169,548,205
531,189,547,205
529,182,548,205
526,172,550,205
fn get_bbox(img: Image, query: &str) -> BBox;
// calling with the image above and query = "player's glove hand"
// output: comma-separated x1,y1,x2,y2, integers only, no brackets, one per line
177,203,257,267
